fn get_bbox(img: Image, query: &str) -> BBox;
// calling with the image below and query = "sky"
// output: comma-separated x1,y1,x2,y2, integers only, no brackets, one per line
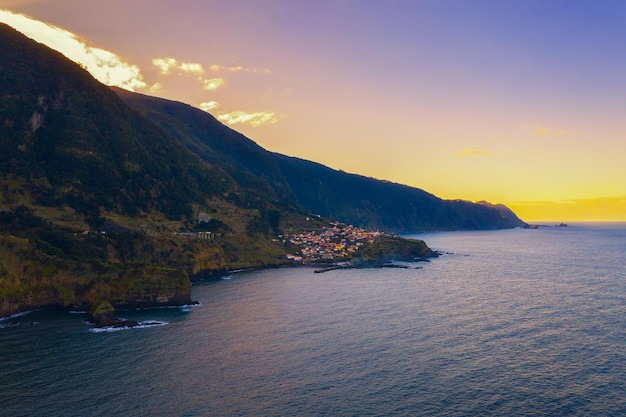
1,0,625,222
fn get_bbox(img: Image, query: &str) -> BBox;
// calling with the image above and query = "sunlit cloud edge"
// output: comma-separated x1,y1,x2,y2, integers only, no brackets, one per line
217,111,282,127
0,9,146,91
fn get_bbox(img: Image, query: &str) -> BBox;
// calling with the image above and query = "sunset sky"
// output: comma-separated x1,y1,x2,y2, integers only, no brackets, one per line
1,1,625,222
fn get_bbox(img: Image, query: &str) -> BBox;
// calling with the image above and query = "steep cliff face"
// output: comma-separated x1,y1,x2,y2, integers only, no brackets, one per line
0,24,245,317
0,256,193,318
114,89,527,233
1,289,57,318
0,23,526,319
119,288,192,309
0,281,192,319
114,268,193,309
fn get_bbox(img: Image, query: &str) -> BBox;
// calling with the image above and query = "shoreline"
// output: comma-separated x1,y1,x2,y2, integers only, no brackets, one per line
1,257,438,319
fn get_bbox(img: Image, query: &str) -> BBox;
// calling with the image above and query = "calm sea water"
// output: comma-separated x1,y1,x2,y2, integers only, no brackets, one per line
1,224,625,416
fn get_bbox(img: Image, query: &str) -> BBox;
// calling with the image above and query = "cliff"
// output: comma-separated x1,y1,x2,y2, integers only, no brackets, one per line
114,89,527,233
0,22,524,319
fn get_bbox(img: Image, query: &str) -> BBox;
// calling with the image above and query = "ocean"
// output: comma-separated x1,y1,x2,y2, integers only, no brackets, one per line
1,223,625,416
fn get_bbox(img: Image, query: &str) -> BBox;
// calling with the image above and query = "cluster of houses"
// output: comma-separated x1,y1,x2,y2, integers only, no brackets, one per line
283,223,383,263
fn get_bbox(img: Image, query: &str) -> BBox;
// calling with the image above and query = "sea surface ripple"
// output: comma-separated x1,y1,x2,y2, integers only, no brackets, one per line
1,223,624,416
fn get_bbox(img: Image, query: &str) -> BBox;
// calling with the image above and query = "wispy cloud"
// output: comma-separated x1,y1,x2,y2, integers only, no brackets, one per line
209,64,271,74
148,82,163,94
456,149,492,157
0,9,146,91
152,57,179,75
0,11,282,129
198,101,220,112
180,62,204,75
217,111,280,127
149,56,278,126
152,57,204,76
152,56,227,91
531,124,568,137
202,78,226,91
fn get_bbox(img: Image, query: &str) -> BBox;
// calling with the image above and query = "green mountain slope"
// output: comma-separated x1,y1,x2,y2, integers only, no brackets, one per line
0,23,306,318
273,154,525,232
1,25,236,223
114,89,527,232
0,22,521,319
113,88,298,205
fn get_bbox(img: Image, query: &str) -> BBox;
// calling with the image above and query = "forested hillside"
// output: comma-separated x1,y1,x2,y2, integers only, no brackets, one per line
0,22,523,319
114,89,526,232
0,23,309,317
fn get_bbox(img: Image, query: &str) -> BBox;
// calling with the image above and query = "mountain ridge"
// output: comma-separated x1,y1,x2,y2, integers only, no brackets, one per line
1,22,524,319
0,23,305,318
113,88,526,233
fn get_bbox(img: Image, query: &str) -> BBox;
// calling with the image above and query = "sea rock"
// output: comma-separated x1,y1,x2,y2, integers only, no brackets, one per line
89,300,138,328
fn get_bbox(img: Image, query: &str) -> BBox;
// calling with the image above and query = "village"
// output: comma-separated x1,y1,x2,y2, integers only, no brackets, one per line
282,222,384,263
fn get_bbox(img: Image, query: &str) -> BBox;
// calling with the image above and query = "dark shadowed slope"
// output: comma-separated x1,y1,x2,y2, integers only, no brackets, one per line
0,23,302,317
115,89,526,232
112,88,297,205
0,24,235,222
273,154,526,232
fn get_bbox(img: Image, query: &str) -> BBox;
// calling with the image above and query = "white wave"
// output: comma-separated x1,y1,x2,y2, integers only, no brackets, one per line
170,303,201,309
131,302,200,312
178,302,203,312
88,320,168,333
0,309,39,322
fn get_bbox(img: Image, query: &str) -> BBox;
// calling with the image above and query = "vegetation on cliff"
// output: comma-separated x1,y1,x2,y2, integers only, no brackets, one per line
114,88,527,233
0,23,522,319
0,23,300,317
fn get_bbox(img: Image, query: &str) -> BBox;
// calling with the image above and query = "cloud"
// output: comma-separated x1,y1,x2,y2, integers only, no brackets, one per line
0,9,146,91
217,111,280,127
202,78,226,91
209,64,271,74
151,57,271,95
180,62,204,75
198,101,220,112
148,82,163,94
152,57,227,92
456,149,492,157
209,64,243,73
152,57,204,76
532,124,568,136
152,58,178,75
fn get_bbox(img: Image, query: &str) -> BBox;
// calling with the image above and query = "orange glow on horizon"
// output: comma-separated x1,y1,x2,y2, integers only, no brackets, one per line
507,197,626,223
2,5,625,223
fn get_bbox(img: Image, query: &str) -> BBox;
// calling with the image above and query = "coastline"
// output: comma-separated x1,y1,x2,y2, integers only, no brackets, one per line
1,234,439,319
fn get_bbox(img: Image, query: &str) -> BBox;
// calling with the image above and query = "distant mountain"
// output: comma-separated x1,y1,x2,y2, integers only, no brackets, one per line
273,154,526,232
114,89,527,232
